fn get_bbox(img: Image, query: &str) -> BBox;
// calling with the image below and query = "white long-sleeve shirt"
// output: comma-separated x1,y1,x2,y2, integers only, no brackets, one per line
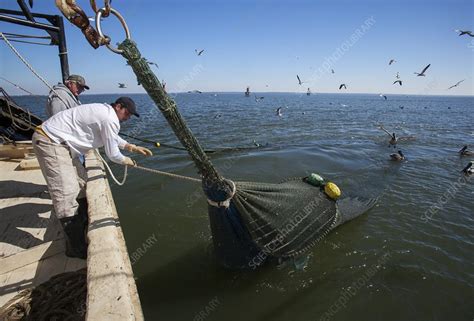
42,103,129,164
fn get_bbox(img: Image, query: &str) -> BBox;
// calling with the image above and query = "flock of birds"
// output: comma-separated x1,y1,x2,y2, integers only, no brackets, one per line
293,29,472,95
113,31,473,175
370,126,471,176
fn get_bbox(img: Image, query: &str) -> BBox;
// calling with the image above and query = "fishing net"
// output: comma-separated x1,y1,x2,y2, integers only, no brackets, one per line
119,40,373,269
0,269,86,321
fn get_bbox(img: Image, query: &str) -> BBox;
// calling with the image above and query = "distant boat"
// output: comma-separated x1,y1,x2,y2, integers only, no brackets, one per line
307,88,311,96
245,86,250,97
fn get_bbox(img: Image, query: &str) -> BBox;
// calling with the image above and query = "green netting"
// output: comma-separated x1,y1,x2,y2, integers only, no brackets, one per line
118,39,374,267
233,179,339,258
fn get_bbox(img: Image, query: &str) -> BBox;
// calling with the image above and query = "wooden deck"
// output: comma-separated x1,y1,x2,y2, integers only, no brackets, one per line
0,146,143,320
0,157,86,308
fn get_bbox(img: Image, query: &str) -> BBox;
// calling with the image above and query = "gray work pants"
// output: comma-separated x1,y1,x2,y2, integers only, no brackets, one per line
32,132,85,219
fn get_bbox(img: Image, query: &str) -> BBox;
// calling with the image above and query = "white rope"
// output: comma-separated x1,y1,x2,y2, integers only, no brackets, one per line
0,32,67,106
96,151,128,186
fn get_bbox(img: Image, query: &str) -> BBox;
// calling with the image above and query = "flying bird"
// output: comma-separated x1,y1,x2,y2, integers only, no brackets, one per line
396,72,400,79
454,29,474,37
339,84,347,90
393,80,403,86
144,58,159,69
447,79,465,90
380,94,387,100
118,83,126,88
296,75,305,85
388,59,396,65
195,49,205,56
331,69,335,74
254,94,264,102
414,64,431,76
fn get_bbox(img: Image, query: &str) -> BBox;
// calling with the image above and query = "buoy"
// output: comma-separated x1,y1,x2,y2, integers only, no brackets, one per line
307,173,325,187
324,182,341,200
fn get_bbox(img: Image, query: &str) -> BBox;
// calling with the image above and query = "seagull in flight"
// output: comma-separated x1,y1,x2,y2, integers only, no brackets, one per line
331,69,335,74
144,58,159,69
254,94,264,102
296,75,306,85
454,29,474,37
393,80,403,86
447,79,465,90
379,94,387,100
339,84,347,90
195,49,205,56
396,72,400,79
388,59,396,65
414,64,431,76
118,83,126,88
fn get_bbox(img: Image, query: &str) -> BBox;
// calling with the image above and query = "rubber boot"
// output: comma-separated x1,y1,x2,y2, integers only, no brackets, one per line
59,215,87,259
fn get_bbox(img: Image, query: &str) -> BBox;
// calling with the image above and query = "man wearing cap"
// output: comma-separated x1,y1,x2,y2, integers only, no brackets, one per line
45,74,90,234
33,97,152,258
46,74,90,118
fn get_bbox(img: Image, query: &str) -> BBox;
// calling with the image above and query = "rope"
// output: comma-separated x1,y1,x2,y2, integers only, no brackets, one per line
96,150,201,185
96,151,128,186
5,100,33,131
134,165,201,183
0,32,67,106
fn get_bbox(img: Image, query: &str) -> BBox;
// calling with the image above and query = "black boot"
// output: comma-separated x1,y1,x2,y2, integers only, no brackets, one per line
59,215,87,259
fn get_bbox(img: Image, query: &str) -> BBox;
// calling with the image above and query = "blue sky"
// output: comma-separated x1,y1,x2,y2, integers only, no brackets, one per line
1,0,473,96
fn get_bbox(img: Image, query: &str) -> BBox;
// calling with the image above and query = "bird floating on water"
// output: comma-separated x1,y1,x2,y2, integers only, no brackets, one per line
461,161,473,175
454,29,474,37
390,150,405,161
276,107,283,117
393,80,403,86
388,59,396,65
459,146,473,156
378,125,415,148
414,64,431,76
339,84,347,90
380,94,387,100
195,49,205,56
118,83,126,88
447,79,465,90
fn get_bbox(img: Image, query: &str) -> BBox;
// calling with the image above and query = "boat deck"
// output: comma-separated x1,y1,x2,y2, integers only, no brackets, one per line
0,157,86,307
0,146,143,320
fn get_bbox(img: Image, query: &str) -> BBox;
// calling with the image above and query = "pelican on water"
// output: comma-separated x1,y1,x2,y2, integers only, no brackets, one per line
378,125,415,148
459,146,473,156
390,150,405,161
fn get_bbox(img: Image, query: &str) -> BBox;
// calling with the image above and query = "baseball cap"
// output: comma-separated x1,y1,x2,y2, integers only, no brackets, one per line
66,74,90,90
115,97,139,117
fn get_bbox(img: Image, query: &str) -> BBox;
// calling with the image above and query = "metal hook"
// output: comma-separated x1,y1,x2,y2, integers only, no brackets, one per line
95,7,130,54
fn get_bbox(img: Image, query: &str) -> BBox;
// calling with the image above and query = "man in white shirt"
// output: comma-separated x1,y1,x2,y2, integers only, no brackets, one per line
33,97,152,258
